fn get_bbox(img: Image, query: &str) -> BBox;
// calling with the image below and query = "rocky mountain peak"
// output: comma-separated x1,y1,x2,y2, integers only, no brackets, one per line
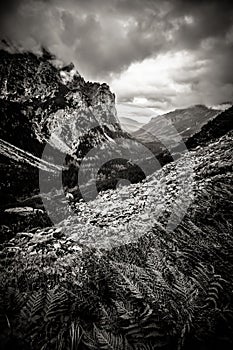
0,47,126,204
0,47,123,152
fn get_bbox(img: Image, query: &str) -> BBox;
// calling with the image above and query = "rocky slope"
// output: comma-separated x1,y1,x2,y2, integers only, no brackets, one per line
133,105,221,154
0,47,122,149
0,45,127,206
15,128,232,251
0,122,232,349
186,106,233,149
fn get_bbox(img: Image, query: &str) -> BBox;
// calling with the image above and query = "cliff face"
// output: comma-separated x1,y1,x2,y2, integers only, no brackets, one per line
0,47,125,204
0,48,122,154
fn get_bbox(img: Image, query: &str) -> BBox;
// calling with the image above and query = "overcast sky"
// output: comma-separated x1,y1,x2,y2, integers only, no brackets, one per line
1,0,233,122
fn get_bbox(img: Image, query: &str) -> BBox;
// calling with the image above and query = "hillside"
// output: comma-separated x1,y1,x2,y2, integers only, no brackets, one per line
186,106,233,149
133,105,220,153
0,120,232,349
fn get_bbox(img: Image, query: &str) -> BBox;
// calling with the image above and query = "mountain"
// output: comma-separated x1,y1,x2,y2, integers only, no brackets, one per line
0,47,123,153
0,107,232,350
19,106,233,249
186,106,233,149
0,42,232,350
119,116,144,133
0,47,128,205
133,105,221,149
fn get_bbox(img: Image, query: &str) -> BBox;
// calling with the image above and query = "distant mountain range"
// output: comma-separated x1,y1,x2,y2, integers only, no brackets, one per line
133,105,221,144
186,105,233,149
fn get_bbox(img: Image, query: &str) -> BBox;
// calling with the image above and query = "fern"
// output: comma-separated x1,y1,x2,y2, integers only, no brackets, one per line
204,274,224,309
70,321,82,350
44,289,69,321
20,290,45,324
93,325,125,350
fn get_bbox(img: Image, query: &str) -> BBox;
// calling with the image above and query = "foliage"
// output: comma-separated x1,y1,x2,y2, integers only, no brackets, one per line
0,133,232,350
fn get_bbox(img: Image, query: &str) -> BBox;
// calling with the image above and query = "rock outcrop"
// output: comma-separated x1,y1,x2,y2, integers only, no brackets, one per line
0,47,122,152
0,46,125,205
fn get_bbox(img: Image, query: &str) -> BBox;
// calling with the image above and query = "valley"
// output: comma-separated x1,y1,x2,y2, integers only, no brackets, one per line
0,46,232,350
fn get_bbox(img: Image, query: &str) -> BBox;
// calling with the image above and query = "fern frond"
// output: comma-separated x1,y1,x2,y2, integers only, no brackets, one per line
20,290,45,323
44,290,69,321
70,321,82,350
93,325,125,350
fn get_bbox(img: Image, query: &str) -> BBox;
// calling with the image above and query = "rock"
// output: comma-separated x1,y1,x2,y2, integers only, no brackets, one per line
16,232,34,239
53,228,63,239
0,48,127,208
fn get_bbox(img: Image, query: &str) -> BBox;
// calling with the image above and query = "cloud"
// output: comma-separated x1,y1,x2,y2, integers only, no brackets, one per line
113,48,233,116
0,0,233,109
0,0,169,78
112,51,201,107
117,103,155,124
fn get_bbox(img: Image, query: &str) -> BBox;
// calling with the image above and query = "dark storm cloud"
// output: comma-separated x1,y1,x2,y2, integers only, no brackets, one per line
0,0,169,77
0,0,233,106
168,0,233,48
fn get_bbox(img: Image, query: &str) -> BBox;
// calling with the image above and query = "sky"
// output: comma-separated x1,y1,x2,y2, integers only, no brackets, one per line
1,0,233,122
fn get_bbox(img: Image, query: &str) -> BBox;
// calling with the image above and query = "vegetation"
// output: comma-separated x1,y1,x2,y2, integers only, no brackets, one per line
0,132,232,350
0,48,232,350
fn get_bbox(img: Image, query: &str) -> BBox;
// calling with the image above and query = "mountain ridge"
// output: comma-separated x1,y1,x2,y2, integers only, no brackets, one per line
0,48,123,152
133,104,221,145
0,48,127,204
